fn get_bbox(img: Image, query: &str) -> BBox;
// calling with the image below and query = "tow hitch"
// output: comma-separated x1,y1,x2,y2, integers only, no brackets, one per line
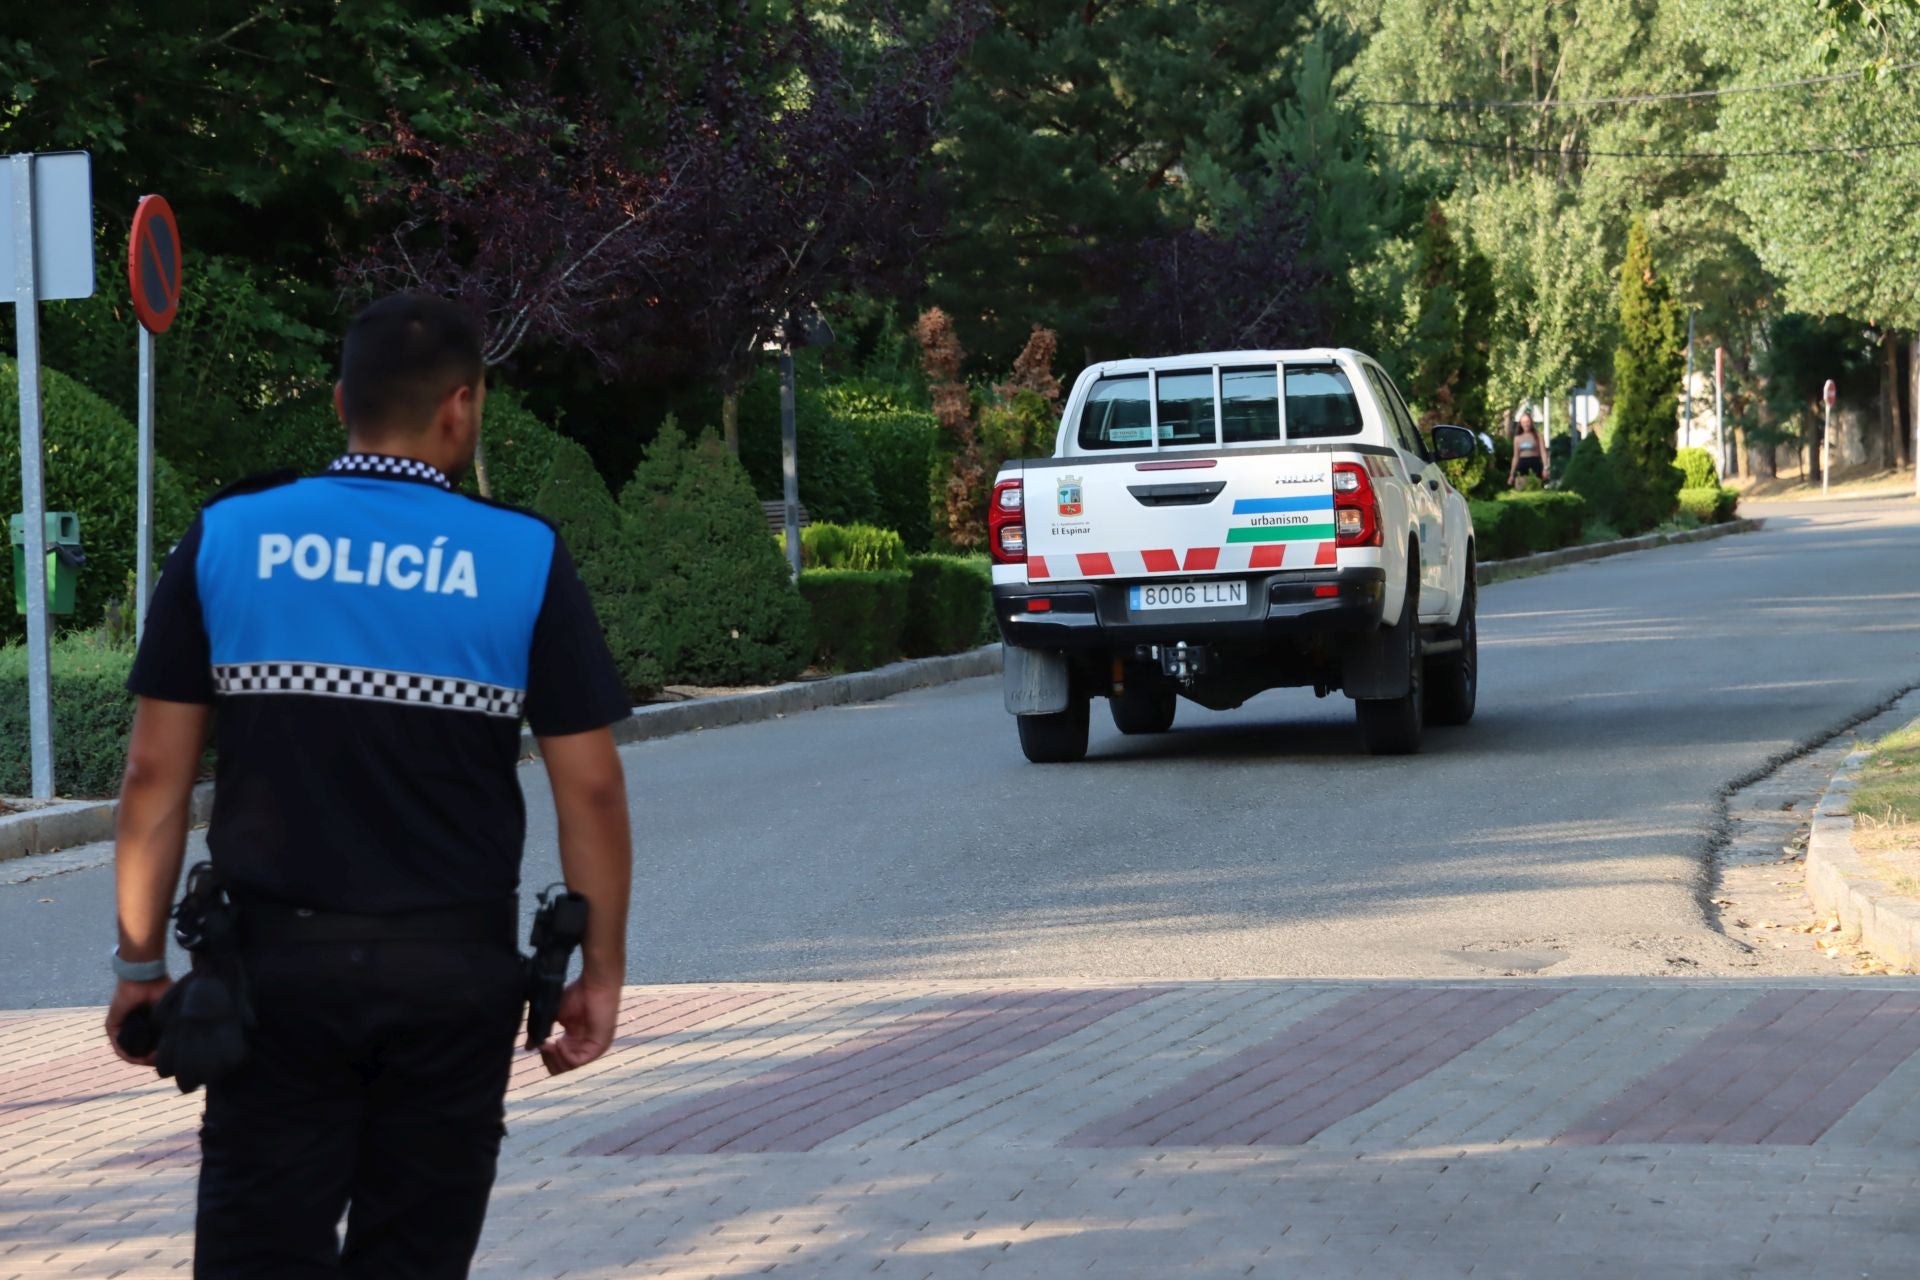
1143,642,1210,686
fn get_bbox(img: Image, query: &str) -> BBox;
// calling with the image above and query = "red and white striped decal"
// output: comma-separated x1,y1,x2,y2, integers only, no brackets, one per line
1028,543,1337,581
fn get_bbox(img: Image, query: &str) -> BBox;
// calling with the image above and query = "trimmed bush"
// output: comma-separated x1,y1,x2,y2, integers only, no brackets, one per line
1467,500,1520,560
621,424,813,687
1497,490,1587,551
850,412,939,551
798,569,910,671
0,360,194,646
1675,447,1719,490
534,438,660,700
738,368,881,527
472,387,569,509
801,523,906,572
0,638,135,798
902,555,992,658
250,392,347,478
1677,486,1740,524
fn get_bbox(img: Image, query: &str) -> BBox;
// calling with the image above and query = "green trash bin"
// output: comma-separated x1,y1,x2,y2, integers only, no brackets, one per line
10,512,82,616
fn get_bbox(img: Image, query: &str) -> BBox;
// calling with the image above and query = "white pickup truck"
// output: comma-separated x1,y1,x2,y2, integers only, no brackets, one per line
989,348,1483,763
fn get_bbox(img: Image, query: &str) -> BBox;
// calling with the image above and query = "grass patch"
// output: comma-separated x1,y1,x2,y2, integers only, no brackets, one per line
1852,724,1920,826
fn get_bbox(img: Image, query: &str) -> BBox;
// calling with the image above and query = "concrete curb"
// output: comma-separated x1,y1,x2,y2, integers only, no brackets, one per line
0,782,214,865
1807,741,1920,972
518,643,1004,757
1477,517,1763,585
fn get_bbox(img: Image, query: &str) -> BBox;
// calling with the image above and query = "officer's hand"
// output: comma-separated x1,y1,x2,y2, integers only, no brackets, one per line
539,977,620,1076
106,978,171,1066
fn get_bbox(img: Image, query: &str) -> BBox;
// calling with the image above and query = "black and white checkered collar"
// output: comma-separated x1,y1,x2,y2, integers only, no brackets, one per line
326,453,452,491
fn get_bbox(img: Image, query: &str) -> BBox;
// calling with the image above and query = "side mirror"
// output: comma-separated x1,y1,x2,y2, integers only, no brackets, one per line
1429,424,1478,462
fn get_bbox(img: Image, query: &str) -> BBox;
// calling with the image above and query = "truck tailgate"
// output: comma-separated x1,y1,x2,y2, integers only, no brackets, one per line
1021,451,1336,582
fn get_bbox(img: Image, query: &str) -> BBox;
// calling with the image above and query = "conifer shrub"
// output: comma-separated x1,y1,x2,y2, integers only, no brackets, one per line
621,424,813,687
902,555,993,657
0,360,193,646
798,569,909,671
474,388,569,509
1608,220,1687,532
1675,447,1719,490
1560,432,1620,528
800,523,906,572
534,437,659,699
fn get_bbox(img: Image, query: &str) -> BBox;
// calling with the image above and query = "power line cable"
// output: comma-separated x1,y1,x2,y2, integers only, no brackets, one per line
1387,131,1920,160
1353,59,1920,112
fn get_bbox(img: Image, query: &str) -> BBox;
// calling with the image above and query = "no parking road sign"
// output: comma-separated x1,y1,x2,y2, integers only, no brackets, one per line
128,195,181,333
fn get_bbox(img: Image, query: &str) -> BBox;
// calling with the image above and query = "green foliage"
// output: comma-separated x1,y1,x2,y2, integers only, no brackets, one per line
1470,491,1588,560
1675,447,1720,489
797,570,910,672
1677,486,1741,523
902,555,993,659
823,381,940,551
250,393,348,479
471,388,571,509
620,424,812,687
737,364,880,526
0,361,193,646
534,437,659,699
1608,219,1687,531
1559,432,1620,526
800,524,907,572
1399,204,1496,432
1441,433,1504,500
0,638,135,798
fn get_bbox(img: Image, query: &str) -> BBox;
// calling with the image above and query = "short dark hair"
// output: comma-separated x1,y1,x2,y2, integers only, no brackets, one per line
339,293,484,434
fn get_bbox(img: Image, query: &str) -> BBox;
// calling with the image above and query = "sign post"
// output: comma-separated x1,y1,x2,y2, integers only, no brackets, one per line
1714,346,1727,479
127,195,182,639
3,151,94,799
1821,378,1837,498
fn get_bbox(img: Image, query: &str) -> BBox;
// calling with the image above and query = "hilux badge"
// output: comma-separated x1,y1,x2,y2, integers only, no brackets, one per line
1057,476,1084,518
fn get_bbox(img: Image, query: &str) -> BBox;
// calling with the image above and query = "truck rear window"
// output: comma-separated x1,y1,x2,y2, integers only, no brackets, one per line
1075,364,1366,449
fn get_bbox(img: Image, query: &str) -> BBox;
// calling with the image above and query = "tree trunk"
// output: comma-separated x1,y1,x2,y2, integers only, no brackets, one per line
1881,330,1901,471
722,390,741,456
1902,331,1917,471
472,434,493,499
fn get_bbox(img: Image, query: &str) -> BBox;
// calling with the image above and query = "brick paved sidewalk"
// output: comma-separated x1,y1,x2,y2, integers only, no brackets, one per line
4,980,1918,1278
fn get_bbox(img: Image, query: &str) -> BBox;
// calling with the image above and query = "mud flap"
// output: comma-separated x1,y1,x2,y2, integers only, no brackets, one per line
1342,608,1413,700
1004,646,1072,715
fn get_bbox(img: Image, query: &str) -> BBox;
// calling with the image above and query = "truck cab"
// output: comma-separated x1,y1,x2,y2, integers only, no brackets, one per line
989,348,1482,762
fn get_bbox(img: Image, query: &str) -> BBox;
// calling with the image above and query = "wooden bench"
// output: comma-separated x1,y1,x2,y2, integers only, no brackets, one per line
761,500,812,532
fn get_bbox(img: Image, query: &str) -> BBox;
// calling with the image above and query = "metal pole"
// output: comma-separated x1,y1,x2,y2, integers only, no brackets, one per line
1714,346,1726,479
11,153,54,799
136,325,154,638
779,345,801,582
1682,312,1695,449
1822,401,1832,498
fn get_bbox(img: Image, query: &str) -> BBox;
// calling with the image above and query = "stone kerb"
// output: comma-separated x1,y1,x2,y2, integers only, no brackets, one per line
1807,745,1920,972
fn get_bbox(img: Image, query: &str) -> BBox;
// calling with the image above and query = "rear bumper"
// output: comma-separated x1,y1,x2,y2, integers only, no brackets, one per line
994,568,1387,651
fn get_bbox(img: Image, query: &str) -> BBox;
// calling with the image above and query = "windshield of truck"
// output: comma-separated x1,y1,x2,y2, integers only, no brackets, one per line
1284,366,1364,439
1076,375,1153,449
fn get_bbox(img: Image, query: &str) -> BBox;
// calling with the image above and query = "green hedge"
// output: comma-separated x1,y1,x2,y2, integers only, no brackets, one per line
1675,447,1720,490
800,523,906,571
1,360,194,646
902,555,992,658
1677,486,1740,524
798,569,909,671
0,639,135,798
1469,491,1589,560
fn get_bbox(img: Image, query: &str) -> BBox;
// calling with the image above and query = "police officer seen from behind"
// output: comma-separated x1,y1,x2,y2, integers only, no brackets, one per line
104,293,635,1277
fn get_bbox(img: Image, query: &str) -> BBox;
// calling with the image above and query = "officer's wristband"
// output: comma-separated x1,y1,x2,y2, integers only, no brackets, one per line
110,947,169,984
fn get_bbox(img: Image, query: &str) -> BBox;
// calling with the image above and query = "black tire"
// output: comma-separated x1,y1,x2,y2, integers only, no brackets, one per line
1017,697,1091,763
1426,564,1477,727
1355,571,1424,756
1110,687,1177,735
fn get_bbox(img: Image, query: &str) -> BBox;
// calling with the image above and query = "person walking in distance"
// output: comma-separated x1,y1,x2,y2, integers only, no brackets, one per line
1509,409,1548,485
104,293,635,1277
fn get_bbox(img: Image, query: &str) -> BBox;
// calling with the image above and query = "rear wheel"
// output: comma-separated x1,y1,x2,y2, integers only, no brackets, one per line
1356,573,1424,756
1426,564,1477,727
1017,697,1091,763
1110,687,1177,735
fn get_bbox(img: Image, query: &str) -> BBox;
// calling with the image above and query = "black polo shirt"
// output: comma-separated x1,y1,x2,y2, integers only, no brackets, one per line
128,453,632,913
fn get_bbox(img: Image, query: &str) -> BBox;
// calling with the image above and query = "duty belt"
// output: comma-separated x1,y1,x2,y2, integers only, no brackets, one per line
234,896,519,949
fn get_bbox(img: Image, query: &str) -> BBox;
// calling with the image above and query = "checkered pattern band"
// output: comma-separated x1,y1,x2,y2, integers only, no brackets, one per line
213,662,524,719
326,453,452,490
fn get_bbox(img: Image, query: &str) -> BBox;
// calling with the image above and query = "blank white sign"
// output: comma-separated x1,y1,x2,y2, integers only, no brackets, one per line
0,151,96,303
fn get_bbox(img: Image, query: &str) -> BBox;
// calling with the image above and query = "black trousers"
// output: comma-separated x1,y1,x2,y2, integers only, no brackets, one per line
195,939,524,1279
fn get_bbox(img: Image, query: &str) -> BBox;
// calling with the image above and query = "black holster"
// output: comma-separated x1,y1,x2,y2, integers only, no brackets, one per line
151,862,255,1093
524,886,588,1049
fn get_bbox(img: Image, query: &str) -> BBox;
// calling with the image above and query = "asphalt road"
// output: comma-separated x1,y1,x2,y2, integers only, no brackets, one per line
7,496,1919,1007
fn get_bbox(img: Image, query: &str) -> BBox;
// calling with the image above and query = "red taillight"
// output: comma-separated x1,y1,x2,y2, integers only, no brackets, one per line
1332,463,1381,548
1026,598,1052,613
989,478,1026,564
1313,584,1340,598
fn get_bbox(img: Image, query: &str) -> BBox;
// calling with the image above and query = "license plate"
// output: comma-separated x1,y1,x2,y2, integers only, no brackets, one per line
1128,580,1247,612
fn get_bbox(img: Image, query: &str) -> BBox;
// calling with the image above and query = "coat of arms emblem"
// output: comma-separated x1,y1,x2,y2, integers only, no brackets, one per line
1057,476,1084,518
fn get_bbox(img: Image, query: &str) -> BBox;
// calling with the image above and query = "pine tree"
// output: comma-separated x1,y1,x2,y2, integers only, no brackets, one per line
1608,219,1687,531
1401,203,1496,434
533,437,660,698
